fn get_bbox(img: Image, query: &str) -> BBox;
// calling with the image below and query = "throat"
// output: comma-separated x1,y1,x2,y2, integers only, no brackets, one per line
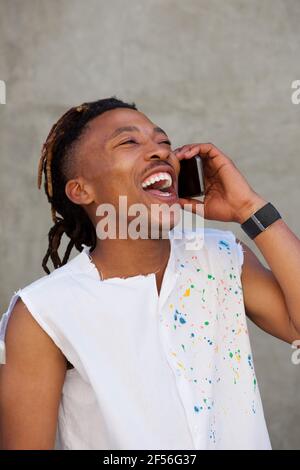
90,238,171,286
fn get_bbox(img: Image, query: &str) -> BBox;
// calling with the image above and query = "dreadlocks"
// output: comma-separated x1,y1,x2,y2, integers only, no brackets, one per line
38,97,137,274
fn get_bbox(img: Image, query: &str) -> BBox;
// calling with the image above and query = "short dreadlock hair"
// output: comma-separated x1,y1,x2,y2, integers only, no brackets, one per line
38,96,137,274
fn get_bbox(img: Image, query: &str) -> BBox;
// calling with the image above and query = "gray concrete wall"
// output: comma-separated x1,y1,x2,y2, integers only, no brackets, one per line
0,0,299,449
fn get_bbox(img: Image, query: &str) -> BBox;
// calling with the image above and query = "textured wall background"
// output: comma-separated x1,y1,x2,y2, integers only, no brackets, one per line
0,0,299,449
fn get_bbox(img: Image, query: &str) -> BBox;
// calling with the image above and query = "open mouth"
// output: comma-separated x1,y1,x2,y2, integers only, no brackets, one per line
141,171,177,200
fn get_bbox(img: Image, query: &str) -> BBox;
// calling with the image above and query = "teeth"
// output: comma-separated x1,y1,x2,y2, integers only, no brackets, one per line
142,172,172,189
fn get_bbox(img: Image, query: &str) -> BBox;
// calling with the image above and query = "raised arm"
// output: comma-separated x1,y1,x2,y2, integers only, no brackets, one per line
174,142,300,344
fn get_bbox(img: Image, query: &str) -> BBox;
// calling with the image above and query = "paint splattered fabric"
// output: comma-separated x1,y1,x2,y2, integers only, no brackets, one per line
0,227,271,449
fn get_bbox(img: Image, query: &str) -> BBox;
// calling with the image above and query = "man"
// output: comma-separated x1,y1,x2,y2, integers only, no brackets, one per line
0,97,299,450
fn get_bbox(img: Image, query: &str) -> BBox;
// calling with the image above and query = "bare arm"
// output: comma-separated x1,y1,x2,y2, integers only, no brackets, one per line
237,238,300,344
0,299,67,449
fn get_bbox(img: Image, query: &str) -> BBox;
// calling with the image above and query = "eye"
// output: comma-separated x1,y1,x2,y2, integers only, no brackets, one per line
118,139,171,146
119,139,137,145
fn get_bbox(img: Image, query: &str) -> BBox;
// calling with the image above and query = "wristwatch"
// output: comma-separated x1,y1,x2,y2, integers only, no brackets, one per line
240,202,282,240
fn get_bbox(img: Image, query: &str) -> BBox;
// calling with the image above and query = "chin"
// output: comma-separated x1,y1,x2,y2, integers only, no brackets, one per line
147,211,181,239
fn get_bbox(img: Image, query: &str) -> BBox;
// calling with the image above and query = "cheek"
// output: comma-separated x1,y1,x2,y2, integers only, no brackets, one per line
91,173,137,207
86,152,140,203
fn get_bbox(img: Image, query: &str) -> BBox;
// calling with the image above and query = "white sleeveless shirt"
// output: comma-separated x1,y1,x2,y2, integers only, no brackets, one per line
0,227,272,450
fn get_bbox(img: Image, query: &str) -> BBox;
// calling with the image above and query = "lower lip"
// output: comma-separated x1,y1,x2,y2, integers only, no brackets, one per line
143,188,179,203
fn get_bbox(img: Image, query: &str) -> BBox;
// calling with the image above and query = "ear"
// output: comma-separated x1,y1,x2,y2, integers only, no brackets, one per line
65,178,94,206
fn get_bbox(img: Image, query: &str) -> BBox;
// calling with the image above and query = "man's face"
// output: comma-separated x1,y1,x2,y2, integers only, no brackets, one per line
69,107,181,235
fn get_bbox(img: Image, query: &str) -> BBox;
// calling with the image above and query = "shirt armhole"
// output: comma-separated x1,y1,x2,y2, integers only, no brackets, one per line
0,289,66,366
0,290,21,363
236,239,245,277
215,229,245,278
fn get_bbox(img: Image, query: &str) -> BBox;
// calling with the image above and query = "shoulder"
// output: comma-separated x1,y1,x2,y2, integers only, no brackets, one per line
0,250,88,364
4,297,67,362
24,255,78,289
17,248,90,299
170,225,242,251
170,225,245,275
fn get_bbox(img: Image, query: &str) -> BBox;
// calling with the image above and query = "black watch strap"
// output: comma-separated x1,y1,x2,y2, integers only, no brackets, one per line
241,202,281,239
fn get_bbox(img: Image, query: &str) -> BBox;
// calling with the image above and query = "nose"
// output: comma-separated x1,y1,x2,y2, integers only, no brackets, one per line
144,141,171,162
142,139,180,176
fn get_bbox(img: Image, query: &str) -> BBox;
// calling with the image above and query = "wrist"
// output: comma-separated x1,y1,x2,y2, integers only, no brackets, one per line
236,195,268,225
240,200,282,240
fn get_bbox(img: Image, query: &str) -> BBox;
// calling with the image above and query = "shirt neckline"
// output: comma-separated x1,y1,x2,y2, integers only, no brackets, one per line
79,237,177,284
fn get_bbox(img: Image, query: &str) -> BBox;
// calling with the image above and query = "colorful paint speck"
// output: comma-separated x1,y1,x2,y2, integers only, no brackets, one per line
159,229,269,448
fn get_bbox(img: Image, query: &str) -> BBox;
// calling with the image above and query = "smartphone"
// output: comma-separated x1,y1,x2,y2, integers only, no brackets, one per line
178,155,205,198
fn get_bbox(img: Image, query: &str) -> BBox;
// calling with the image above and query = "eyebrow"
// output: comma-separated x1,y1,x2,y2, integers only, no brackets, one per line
107,125,169,141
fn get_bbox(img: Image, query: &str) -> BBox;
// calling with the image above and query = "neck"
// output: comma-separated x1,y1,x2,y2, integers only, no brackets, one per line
90,237,171,294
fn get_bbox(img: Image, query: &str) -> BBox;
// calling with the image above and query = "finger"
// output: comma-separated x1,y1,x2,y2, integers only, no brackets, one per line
173,145,187,154
174,143,199,154
174,144,202,160
196,143,226,159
